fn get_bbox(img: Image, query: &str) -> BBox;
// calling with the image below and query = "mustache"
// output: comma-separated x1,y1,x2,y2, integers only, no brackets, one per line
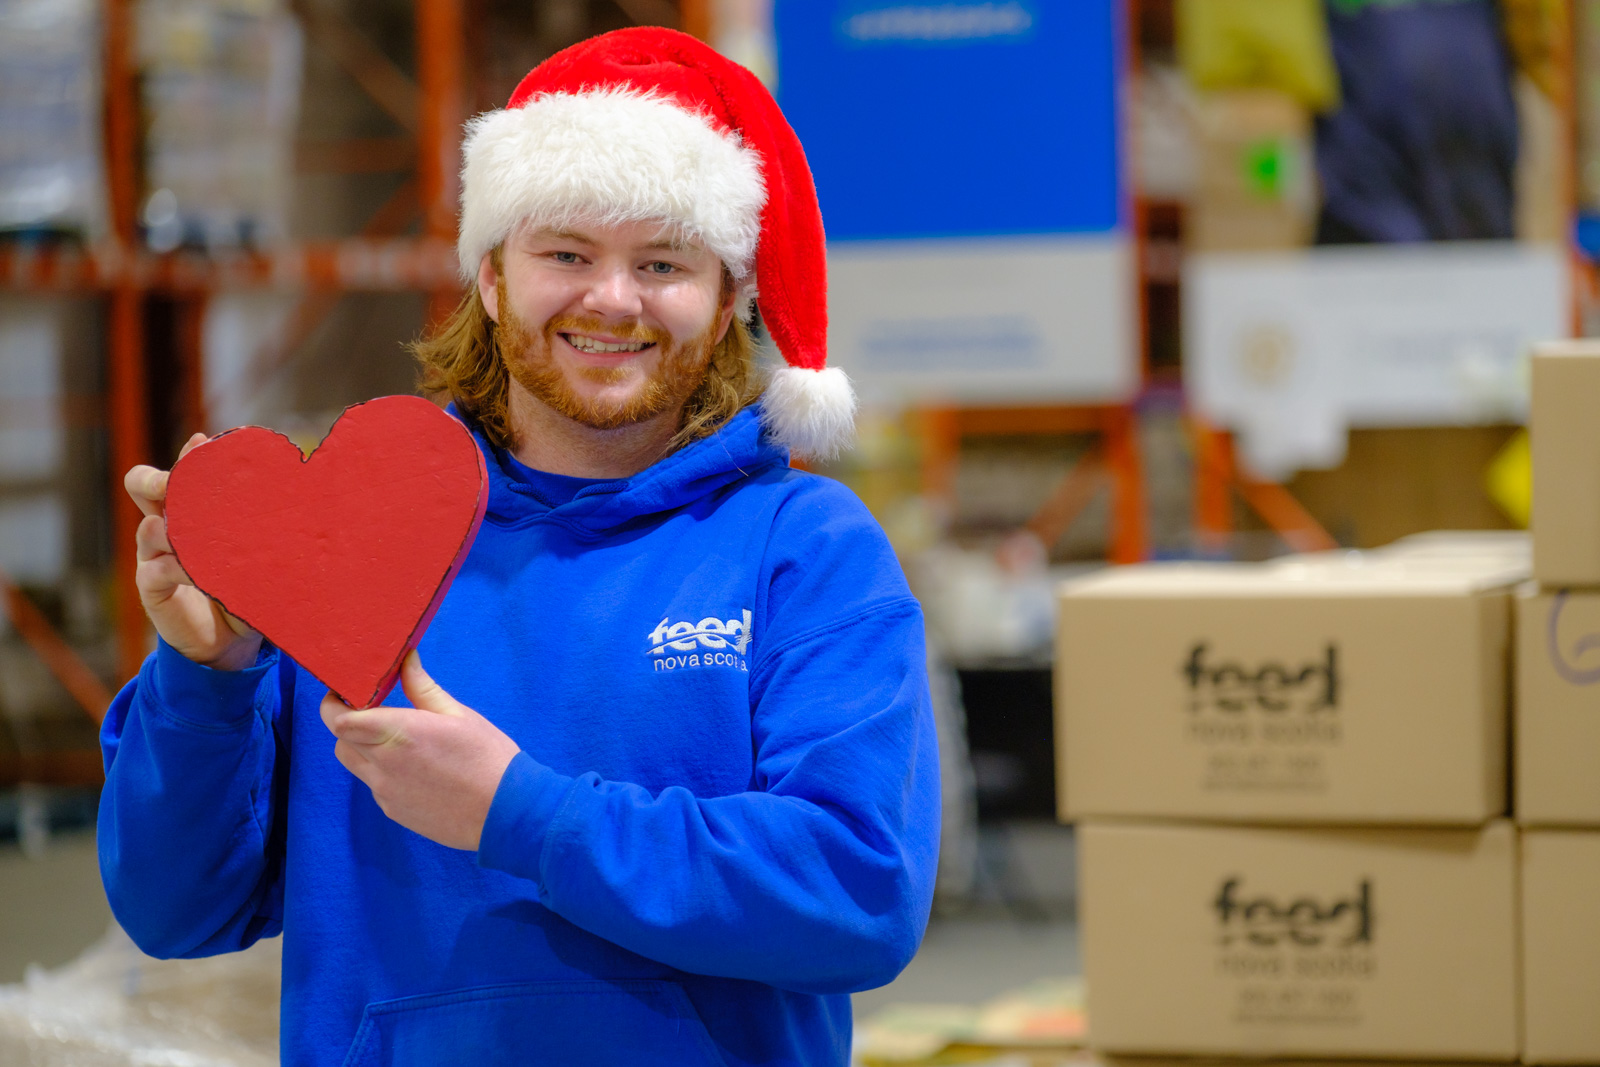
543,315,672,348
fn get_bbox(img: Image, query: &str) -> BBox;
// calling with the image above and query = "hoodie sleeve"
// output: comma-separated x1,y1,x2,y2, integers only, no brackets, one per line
477,479,941,994
97,638,289,958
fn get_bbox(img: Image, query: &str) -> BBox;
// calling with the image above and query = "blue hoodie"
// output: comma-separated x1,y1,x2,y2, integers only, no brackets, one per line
97,405,940,1066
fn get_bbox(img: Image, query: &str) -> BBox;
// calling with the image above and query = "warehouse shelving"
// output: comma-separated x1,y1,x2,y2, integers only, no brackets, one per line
0,0,480,787
0,0,724,788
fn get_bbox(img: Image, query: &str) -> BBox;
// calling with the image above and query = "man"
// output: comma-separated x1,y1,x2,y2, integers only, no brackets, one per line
98,26,939,1067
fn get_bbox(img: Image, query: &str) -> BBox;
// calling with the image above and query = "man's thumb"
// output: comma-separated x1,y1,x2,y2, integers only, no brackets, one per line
400,651,462,716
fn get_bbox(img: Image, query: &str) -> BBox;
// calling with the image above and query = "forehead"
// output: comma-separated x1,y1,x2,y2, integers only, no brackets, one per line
516,218,712,256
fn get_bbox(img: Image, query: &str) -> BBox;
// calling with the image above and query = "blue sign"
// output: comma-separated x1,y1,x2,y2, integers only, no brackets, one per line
774,1,1125,243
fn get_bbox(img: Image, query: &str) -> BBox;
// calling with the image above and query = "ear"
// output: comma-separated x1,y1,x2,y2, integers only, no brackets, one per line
712,273,739,345
477,253,500,324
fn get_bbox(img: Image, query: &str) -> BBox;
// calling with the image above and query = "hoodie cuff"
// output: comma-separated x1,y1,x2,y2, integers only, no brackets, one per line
147,636,277,732
477,751,573,886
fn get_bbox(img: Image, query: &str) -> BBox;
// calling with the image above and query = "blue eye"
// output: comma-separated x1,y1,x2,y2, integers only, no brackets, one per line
646,262,676,275
552,251,581,264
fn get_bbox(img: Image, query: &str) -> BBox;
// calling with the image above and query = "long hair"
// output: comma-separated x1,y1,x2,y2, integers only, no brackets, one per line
411,252,762,454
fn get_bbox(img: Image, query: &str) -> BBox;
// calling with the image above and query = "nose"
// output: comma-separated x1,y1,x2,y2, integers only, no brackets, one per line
581,262,644,320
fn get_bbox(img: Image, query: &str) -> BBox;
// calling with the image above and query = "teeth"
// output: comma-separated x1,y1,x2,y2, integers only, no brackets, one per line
565,334,649,354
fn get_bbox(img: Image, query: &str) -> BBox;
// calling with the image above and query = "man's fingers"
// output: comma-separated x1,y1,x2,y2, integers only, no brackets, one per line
134,514,173,563
176,432,208,461
333,739,377,782
318,690,344,733
135,555,195,599
123,466,169,518
220,608,259,640
318,691,365,736
124,437,203,520
400,651,463,716
343,711,407,746
335,742,399,824
134,518,197,588
320,693,408,746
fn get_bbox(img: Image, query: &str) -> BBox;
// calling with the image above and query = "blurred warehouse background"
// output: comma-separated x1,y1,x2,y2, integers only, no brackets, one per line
0,0,1588,1058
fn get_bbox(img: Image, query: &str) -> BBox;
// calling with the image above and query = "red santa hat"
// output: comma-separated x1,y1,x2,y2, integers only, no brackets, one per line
457,27,854,459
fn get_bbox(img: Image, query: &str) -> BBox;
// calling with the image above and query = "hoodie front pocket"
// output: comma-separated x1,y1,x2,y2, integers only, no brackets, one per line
341,979,724,1067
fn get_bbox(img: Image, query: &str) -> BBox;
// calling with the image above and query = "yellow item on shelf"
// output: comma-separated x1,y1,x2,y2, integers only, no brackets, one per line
1502,0,1568,101
1177,0,1341,112
1485,427,1531,528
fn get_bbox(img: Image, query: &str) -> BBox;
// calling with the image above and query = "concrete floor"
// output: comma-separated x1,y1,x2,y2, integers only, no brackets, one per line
0,829,112,984
852,913,1080,1019
854,819,1081,1020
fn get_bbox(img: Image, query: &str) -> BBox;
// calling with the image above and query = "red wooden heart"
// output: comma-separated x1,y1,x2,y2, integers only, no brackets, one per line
165,396,488,708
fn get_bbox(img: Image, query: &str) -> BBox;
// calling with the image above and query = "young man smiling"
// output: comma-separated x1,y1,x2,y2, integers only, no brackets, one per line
461,218,750,478
98,27,940,1067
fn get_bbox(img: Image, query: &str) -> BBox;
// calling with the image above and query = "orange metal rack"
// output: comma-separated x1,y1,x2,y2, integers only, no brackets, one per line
0,0,478,785
918,405,1149,566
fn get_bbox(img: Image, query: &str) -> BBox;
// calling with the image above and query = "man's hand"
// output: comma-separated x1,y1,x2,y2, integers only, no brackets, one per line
320,652,522,850
126,433,262,671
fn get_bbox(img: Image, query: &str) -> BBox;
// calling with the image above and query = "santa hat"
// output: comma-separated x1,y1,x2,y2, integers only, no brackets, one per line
456,27,855,459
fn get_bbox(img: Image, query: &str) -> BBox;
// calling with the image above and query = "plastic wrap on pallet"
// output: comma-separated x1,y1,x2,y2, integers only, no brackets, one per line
0,924,280,1066
0,0,107,238
136,0,303,251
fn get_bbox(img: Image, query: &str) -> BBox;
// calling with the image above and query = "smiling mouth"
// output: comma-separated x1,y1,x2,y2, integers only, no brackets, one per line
561,333,655,355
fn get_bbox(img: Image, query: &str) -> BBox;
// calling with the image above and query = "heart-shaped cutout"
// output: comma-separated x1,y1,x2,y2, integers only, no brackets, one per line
166,396,488,708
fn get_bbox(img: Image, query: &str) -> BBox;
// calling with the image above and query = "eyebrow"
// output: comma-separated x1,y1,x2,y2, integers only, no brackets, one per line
642,236,696,253
526,227,595,245
522,227,701,255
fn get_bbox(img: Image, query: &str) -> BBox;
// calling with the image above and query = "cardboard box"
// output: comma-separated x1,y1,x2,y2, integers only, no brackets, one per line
1384,530,1530,564
1079,820,1519,1059
1522,830,1600,1063
1517,586,1600,825
1188,90,1315,252
1532,342,1600,586
1282,538,1525,573
1269,541,1529,583
1056,558,1518,824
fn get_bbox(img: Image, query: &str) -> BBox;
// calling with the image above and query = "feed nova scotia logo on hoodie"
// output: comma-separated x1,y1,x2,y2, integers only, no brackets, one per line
648,610,753,672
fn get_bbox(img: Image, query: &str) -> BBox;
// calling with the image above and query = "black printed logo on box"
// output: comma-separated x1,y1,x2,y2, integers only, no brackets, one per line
1182,642,1343,793
1215,877,1371,948
1184,642,1339,716
1213,876,1375,1027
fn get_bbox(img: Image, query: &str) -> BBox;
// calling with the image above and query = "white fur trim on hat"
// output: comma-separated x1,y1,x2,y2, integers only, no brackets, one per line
457,88,766,282
761,365,857,460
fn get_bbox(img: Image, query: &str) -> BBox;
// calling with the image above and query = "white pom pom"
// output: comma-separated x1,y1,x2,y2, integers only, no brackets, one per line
760,365,857,460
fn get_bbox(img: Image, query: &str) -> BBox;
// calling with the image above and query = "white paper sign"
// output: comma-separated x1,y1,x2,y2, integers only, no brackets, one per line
1188,242,1569,478
825,234,1137,406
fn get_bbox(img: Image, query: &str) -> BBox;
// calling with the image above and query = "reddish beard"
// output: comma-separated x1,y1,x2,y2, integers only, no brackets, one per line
496,302,715,432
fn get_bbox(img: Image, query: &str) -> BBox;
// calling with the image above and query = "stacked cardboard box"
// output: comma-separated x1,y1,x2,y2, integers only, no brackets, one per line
1519,341,1600,1064
1187,90,1316,253
1056,538,1529,1059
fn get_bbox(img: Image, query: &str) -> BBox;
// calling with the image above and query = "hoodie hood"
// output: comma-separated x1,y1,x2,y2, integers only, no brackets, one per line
453,403,789,536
